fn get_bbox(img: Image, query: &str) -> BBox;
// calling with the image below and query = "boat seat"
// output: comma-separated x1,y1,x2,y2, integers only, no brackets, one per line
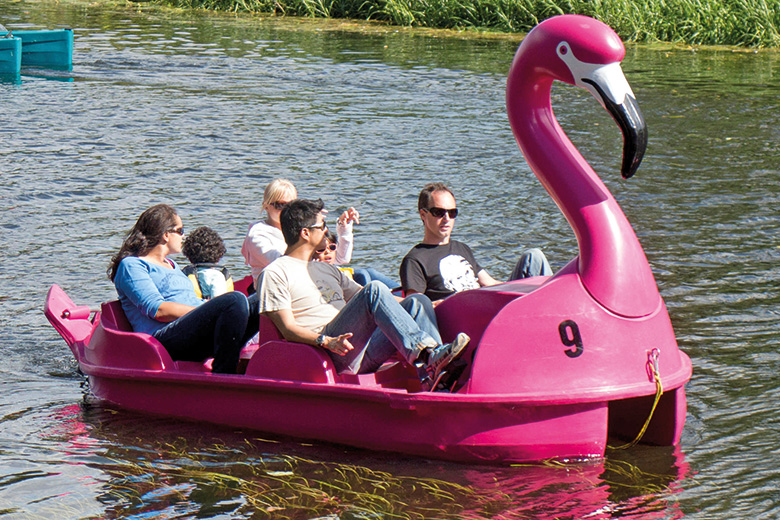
244,341,338,383
85,300,175,371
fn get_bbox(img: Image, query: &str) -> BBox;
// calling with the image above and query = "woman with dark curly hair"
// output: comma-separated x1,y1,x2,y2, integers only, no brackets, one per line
108,204,258,374
181,226,234,300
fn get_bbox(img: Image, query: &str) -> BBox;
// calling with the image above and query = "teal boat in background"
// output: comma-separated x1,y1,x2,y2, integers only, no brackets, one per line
0,35,21,75
14,29,73,69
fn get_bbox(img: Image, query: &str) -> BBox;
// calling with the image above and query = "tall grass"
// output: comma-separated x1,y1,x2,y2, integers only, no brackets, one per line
152,0,780,46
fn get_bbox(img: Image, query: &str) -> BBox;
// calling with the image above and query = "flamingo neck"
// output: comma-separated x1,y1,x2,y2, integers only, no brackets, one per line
507,74,659,317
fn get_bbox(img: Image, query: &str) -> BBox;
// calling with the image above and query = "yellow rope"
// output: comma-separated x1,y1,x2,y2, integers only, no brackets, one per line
609,349,663,450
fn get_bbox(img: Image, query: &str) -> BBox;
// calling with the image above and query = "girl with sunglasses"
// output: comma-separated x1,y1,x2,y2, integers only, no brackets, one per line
312,218,400,291
108,204,259,374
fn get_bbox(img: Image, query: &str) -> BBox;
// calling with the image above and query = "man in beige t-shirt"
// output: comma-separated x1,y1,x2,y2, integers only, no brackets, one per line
257,198,469,385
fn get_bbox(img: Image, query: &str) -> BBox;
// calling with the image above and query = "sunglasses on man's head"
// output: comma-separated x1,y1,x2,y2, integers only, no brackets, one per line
424,207,458,219
315,243,337,254
270,201,288,210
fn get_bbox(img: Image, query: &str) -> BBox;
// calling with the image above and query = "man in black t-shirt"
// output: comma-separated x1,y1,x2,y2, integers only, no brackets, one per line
400,183,551,303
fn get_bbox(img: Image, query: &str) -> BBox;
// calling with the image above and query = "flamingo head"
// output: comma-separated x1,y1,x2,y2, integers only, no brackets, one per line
510,15,647,178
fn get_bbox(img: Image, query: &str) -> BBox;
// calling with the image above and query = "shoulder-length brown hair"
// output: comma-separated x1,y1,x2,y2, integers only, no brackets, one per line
107,204,179,281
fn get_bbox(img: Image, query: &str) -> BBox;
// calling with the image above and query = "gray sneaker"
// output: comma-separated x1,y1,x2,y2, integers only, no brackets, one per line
424,333,470,385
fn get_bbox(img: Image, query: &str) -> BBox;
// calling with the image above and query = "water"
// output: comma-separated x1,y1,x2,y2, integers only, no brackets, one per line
1,0,779,517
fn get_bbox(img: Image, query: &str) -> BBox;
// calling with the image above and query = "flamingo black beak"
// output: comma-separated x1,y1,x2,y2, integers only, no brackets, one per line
604,90,647,179
581,79,648,179
557,45,648,179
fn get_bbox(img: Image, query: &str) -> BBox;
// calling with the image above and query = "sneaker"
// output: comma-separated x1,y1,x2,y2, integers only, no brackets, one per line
424,333,470,385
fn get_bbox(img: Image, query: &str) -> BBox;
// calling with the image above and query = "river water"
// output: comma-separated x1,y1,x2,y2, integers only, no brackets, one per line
2,0,779,518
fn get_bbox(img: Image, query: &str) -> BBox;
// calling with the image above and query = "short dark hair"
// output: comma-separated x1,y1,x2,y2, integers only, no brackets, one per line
182,226,226,264
418,182,454,211
280,198,325,246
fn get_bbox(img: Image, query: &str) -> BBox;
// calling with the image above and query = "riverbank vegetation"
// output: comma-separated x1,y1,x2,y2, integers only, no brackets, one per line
147,0,780,47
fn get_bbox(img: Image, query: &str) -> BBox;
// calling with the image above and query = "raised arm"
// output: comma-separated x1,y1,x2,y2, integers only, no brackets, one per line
335,207,359,265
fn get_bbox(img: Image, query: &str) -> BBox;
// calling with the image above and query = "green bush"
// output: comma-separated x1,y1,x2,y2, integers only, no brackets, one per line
151,0,780,46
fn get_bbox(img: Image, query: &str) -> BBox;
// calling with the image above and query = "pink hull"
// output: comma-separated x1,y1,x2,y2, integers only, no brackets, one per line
82,364,687,463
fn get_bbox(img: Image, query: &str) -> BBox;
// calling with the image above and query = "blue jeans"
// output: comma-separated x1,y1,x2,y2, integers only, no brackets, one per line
509,248,552,280
153,292,260,374
351,267,400,291
321,281,441,375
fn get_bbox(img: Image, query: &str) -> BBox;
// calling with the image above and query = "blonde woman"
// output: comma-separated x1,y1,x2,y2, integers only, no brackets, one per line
242,179,359,287
241,179,298,283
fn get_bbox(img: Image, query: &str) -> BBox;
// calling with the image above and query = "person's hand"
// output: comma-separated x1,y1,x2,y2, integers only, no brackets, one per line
324,333,354,356
338,207,360,226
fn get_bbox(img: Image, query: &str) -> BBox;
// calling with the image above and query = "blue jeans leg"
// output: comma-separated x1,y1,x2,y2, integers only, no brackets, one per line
153,291,253,374
351,267,401,291
358,293,443,373
321,281,440,375
509,248,552,280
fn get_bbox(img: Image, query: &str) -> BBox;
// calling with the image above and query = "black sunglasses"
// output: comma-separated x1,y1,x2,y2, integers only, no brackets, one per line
424,207,458,219
270,201,289,210
315,243,337,254
167,227,184,235
308,220,328,230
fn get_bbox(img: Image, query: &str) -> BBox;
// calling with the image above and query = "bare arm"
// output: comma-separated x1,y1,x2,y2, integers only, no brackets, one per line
477,269,500,287
154,301,196,322
265,308,354,356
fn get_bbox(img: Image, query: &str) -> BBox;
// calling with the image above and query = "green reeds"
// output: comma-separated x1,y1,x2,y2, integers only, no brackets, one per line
150,0,780,46
98,437,498,519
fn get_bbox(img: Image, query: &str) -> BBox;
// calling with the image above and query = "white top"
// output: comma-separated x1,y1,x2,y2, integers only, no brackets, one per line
241,220,287,279
257,256,362,333
241,219,355,279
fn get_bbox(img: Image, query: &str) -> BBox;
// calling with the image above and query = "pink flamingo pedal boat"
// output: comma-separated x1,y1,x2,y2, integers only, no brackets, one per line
46,15,692,464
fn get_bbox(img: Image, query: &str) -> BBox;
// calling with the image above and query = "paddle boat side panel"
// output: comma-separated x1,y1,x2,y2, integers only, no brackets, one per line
81,365,610,463
0,37,21,75
14,29,73,69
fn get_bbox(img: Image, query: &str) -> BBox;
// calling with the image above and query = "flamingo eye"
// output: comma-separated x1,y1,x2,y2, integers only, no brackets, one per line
558,43,569,56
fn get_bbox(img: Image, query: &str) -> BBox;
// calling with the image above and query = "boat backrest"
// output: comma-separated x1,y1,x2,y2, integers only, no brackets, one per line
244,341,338,383
435,280,546,390
85,300,174,370
100,299,132,332
234,274,255,296
44,284,96,355
258,314,284,341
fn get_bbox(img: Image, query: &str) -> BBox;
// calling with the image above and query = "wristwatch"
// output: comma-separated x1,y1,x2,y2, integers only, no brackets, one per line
316,334,326,348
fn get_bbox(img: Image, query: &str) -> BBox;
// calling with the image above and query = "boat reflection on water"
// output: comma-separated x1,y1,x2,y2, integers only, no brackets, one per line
46,401,690,519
